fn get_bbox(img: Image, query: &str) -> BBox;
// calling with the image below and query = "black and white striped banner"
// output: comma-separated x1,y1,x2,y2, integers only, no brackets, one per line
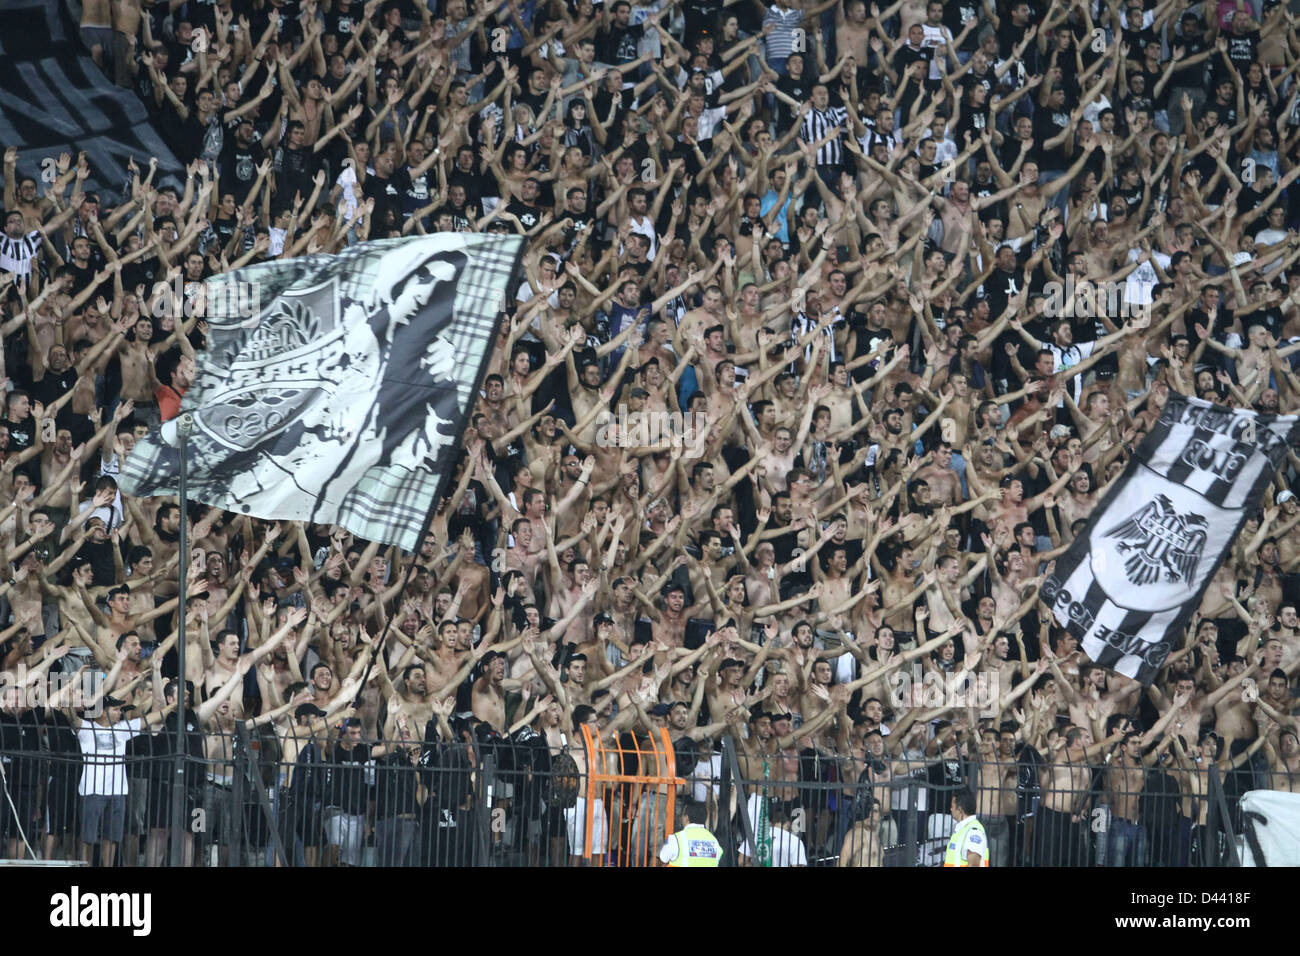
1042,393,1300,684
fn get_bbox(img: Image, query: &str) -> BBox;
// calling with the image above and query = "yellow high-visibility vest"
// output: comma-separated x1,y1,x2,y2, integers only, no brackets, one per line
666,824,724,867
943,815,989,867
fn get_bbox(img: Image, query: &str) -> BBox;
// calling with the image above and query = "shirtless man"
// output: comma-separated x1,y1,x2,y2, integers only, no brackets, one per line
116,316,166,424
974,723,1020,868
204,612,300,718
871,543,929,642
915,443,962,507
80,581,182,650
1104,732,1155,867
471,649,523,733
1048,661,1139,735
378,662,438,741
1262,724,1300,794
986,472,1071,542
1036,726,1096,866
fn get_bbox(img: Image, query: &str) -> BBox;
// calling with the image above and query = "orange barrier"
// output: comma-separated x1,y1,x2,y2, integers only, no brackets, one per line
577,725,686,867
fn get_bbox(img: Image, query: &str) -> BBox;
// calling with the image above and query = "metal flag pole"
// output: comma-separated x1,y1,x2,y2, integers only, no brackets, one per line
169,413,193,867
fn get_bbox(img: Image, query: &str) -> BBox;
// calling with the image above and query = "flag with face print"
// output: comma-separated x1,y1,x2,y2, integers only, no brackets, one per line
119,234,523,550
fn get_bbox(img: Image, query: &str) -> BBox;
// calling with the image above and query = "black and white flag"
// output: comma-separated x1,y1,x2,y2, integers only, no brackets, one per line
1041,393,1300,684
119,234,523,551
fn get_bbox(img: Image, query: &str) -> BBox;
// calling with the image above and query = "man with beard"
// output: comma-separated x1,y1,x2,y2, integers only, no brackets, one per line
219,117,282,204
471,649,521,734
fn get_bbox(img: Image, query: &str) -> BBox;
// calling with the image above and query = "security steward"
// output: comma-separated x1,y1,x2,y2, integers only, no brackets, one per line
945,789,989,867
659,803,723,867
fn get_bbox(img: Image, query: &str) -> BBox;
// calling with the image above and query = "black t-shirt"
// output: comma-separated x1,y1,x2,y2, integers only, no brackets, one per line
392,166,433,221
997,19,1030,60
448,165,486,207
955,106,990,151
1120,25,1157,57
1033,107,1071,171
518,86,550,116
276,143,316,204
944,1,981,51
219,138,266,204
77,537,117,588
5,412,34,452
325,1,361,41
212,214,238,249
599,23,644,66
775,73,810,134
374,749,421,819
364,172,403,223
122,256,160,296
166,103,207,165
440,202,473,233
1169,34,1209,87
683,0,723,36
327,741,371,814
893,44,931,81
0,709,43,788
1224,31,1261,80
984,266,1022,321
28,366,77,410
43,707,80,757
505,198,543,232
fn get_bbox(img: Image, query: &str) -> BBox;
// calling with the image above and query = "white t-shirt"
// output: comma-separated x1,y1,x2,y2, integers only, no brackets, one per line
76,494,124,533
695,106,727,142
77,716,144,796
920,25,950,80
922,811,955,866
1040,337,1097,405
1124,247,1170,306
690,752,722,804
335,164,361,219
738,821,808,866
268,225,287,257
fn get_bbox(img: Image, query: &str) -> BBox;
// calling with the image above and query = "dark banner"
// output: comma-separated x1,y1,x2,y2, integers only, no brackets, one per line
0,0,182,203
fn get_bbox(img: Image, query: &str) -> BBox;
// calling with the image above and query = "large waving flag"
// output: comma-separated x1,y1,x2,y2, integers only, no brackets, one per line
1041,393,1299,684
119,234,523,550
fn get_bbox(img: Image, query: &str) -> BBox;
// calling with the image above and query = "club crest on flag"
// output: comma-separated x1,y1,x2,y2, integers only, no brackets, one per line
1099,494,1208,590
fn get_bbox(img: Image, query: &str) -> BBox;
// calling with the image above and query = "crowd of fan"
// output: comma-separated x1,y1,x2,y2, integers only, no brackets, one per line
0,0,1298,868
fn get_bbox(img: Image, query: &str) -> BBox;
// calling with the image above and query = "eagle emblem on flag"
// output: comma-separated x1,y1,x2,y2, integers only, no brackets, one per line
1103,495,1208,587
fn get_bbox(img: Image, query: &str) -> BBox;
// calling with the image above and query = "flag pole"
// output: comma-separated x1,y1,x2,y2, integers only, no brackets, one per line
170,413,193,867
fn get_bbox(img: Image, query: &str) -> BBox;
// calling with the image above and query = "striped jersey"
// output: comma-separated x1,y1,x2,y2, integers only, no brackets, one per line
0,229,41,277
802,105,849,166
762,5,804,60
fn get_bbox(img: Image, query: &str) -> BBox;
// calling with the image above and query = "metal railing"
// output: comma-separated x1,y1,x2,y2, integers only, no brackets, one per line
0,727,1257,867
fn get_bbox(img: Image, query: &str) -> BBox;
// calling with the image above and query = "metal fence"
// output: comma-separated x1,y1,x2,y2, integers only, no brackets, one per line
0,726,1258,867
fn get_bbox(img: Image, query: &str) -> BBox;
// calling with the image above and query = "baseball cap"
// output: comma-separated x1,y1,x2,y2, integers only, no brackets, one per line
593,611,614,626
649,703,672,717
1279,491,1296,504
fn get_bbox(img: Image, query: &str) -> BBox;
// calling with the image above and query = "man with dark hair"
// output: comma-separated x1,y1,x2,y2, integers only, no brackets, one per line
323,715,373,866
153,347,195,423
659,800,723,866
945,788,988,866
